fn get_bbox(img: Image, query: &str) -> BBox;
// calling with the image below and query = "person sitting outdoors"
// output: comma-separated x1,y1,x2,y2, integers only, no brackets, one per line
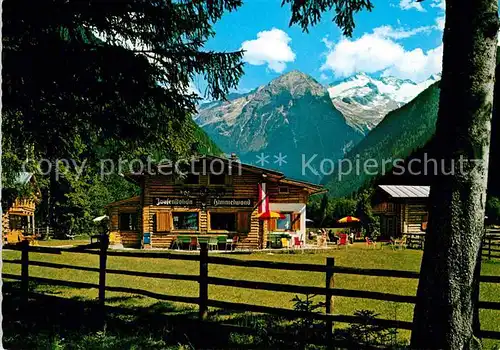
308,230,316,240
321,229,328,247
316,230,322,247
328,230,338,244
316,229,327,247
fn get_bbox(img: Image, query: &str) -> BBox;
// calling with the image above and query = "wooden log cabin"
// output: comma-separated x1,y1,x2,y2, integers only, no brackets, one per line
106,155,324,249
372,185,429,238
2,172,39,244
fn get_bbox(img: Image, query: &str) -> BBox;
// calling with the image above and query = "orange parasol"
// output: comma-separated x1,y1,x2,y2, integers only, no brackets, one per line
259,211,286,220
337,216,361,223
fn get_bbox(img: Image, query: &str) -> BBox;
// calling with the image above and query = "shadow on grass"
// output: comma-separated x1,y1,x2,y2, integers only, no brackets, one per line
3,282,408,349
4,282,206,349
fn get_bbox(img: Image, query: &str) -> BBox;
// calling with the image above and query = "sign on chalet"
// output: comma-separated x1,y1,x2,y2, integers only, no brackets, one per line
106,155,325,249
372,185,429,238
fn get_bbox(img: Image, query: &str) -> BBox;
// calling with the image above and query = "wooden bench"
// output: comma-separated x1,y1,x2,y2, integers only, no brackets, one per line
172,235,228,250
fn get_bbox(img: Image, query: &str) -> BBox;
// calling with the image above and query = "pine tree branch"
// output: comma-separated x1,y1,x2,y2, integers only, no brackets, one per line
282,0,373,36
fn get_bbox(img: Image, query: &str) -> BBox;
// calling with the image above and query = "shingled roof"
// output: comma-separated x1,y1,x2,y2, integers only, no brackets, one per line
378,185,430,198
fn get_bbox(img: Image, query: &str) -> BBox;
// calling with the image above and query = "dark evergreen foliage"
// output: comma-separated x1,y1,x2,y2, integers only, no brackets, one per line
2,0,242,162
282,0,373,36
2,0,238,236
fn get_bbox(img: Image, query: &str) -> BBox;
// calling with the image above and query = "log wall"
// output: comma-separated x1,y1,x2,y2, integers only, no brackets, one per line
108,198,142,248
375,199,428,237
403,202,428,233
108,168,311,249
2,197,37,237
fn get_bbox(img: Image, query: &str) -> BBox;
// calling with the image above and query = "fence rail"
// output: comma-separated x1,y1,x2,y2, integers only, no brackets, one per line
483,232,500,259
3,237,500,341
405,231,500,258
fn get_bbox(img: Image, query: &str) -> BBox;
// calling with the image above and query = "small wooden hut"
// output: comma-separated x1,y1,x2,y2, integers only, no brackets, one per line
2,172,39,244
372,185,429,238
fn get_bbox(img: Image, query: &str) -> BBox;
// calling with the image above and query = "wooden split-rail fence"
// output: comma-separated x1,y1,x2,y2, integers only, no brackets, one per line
3,236,500,342
483,229,500,260
402,229,500,258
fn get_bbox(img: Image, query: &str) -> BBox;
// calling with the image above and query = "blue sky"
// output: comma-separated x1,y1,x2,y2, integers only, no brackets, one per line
195,0,445,93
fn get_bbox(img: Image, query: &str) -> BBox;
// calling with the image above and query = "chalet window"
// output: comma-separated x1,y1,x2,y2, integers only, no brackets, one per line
276,213,301,231
237,211,251,233
119,213,138,231
277,213,292,230
154,212,172,232
210,212,236,231
291,213,301,230
209,173,226,185
172,212,199,230
183,173,199,185
279,186,289,194
9,215,26,230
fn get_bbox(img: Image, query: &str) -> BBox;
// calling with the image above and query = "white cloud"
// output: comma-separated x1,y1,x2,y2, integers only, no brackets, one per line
187,82,201,96
373,25,433,39
430,0,445,10
432,0,446,30
399,0,425,12
321,25,443,82
241,28,296,73
381,44,443,80
321,36,334,50
435,16,445,30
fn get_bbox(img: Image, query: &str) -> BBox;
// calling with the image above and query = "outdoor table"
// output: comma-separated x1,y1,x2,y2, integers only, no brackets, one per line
197,236,209,244
173,235,191,249
217,235,228,250
175,234,228,250
268,232,292,248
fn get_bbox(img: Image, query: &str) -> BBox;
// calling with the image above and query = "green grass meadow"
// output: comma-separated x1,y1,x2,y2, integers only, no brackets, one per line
2,244,499,347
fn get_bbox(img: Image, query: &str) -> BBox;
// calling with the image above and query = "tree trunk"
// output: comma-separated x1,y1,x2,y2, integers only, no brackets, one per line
411,0,498,349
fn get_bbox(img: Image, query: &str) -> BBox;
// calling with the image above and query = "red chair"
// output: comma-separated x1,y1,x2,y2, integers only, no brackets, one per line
189,236,199,250
365,237,377,249
293,236,303,248
338,233,349,249
226,235,239,251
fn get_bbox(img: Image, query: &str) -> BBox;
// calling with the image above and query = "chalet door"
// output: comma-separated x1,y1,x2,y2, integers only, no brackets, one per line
386,217,395,237
381,216,396,238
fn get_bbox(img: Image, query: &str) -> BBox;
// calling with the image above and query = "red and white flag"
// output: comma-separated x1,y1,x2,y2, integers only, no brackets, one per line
258,183,269,214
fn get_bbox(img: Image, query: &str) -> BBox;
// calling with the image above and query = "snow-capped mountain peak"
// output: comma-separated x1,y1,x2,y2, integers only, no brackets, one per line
327,74,440,134
193,70,363,182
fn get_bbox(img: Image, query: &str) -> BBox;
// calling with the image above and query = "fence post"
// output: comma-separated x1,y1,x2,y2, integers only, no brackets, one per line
325,257,335,340
99,234,109,325
488,235,492,260
199,242,209,320
21,239,30,306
